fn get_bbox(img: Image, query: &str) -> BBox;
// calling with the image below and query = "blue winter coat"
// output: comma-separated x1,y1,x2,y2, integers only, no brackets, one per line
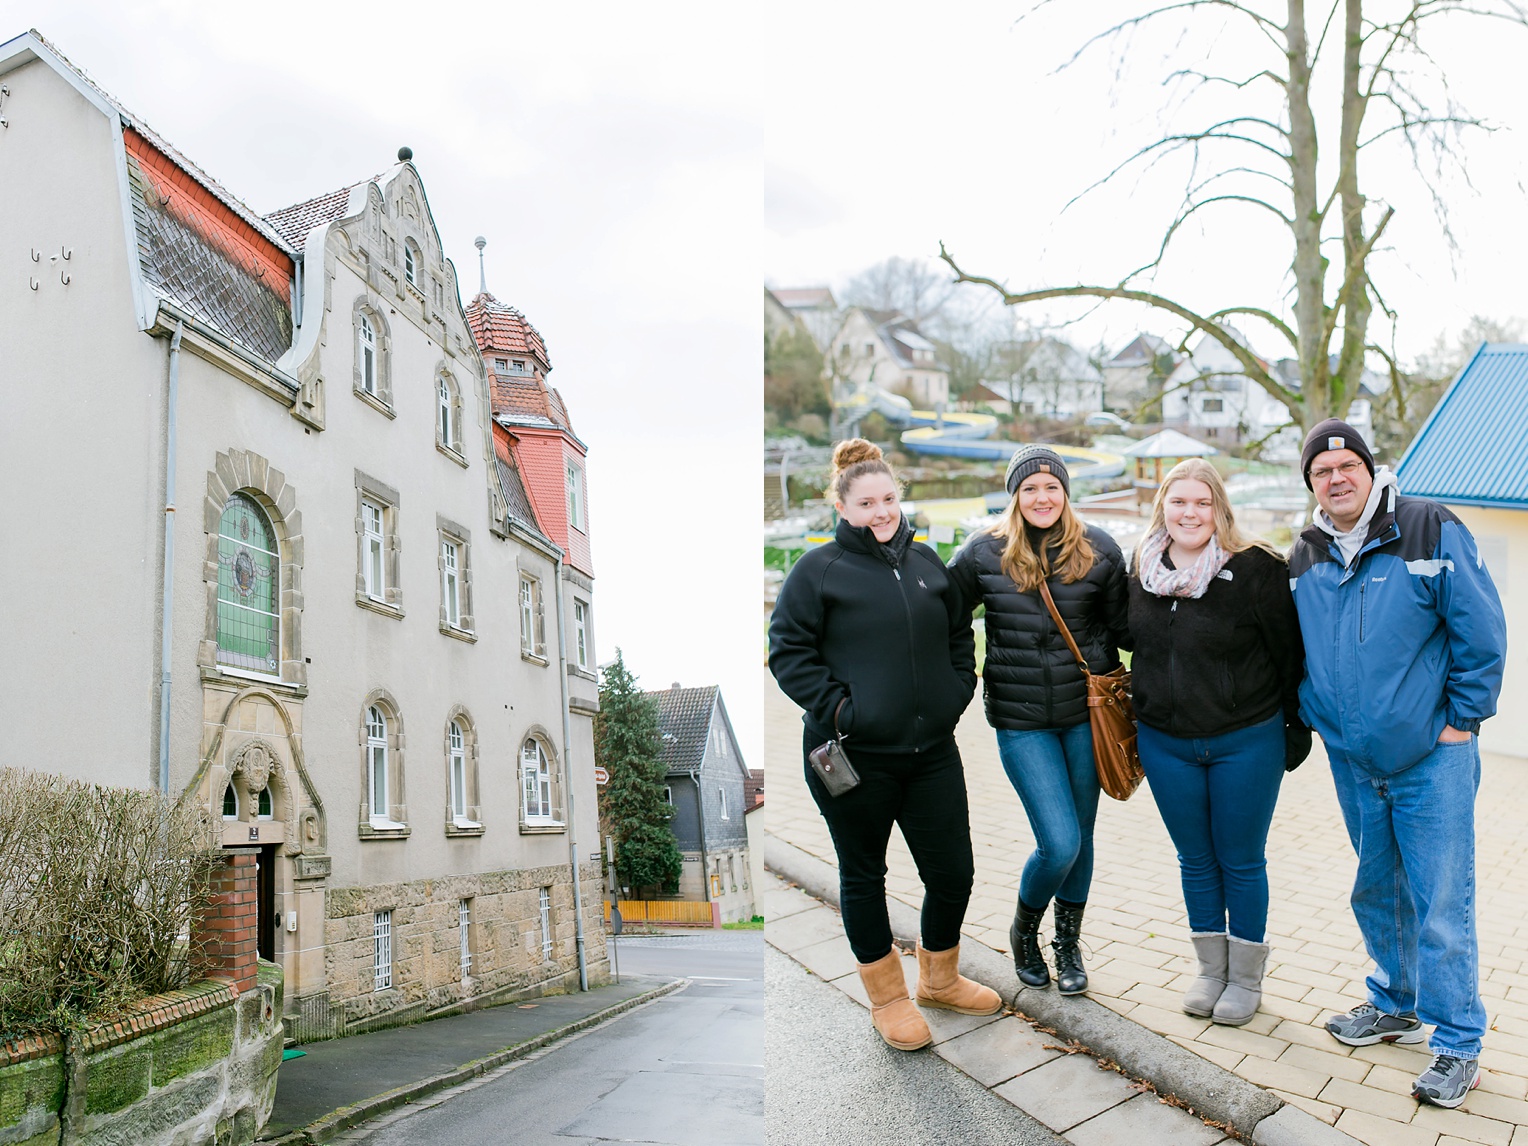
1288,486,1506,776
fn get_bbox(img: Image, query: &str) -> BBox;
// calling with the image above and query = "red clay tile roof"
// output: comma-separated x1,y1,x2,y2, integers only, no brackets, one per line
264,179,377,250
465,292,551,370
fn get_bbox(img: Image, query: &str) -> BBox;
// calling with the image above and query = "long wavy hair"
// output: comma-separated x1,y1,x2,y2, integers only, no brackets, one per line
1135,458,1283,567
987,477,1094,592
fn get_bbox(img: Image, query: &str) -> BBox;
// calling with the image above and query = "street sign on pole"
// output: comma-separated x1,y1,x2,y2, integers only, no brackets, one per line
594,765,609,785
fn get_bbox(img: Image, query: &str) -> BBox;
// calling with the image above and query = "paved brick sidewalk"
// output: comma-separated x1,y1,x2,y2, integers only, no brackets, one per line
765,871,1238,1144
767,675,1528,1146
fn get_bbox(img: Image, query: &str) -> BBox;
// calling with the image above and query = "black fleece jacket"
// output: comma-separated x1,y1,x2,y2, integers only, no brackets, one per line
1127,545,1305,738
946,524,1130,730
768,517,977,752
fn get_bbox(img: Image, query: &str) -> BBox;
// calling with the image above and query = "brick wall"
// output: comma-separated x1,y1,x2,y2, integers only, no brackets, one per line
198,848,259,994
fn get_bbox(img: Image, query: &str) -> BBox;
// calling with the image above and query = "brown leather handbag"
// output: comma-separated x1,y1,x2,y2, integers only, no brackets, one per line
1038,581,1143,801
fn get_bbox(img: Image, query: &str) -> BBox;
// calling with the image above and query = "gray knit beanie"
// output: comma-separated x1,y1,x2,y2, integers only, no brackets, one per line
1004,445,1071,497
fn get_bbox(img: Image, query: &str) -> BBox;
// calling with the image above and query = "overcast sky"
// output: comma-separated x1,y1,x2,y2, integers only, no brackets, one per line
767,1,1528,365
14,2,764,758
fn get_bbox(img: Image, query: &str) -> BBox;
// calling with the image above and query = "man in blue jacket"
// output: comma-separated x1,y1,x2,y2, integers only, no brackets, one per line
1289,418,1507,1109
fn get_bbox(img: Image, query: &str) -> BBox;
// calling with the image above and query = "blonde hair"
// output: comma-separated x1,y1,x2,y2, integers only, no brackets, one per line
987,480,1095,592
827,438,896,504
1135,458,1283,567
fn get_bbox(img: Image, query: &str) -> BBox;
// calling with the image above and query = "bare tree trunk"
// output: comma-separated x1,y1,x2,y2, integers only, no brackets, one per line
1285,0,1325,425
1333,0,1371,413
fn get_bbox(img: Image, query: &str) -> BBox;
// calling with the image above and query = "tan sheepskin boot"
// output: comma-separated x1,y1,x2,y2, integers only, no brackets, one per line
916,943,1002,1016
857,950,932,1050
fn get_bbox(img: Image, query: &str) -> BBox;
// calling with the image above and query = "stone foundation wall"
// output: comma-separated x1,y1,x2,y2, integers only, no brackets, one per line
302,860,608,1039
0,961,283,1146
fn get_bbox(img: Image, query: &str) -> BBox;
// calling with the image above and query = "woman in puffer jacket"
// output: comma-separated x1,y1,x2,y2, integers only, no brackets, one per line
769,439,1000,1053
947,445,1129,995
1127,458,1307,1027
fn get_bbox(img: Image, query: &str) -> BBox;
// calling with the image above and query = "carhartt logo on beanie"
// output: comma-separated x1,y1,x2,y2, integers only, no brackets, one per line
1005,445,1071,497
1300,418,1375,489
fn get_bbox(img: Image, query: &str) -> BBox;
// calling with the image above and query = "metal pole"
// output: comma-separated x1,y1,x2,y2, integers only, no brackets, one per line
553,552,589,991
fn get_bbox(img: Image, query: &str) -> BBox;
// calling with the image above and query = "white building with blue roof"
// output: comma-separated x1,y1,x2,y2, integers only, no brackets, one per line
1395,342,1528,757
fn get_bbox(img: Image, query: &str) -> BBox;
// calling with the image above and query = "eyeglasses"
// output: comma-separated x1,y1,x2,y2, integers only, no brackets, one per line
1309,459,1366,484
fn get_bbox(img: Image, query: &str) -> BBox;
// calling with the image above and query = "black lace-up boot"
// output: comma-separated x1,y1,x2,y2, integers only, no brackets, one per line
1051,899,1089,995
1009,897,1051,988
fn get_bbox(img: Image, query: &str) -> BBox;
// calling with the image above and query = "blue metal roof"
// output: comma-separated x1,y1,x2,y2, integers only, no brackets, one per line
1395,343,1528,509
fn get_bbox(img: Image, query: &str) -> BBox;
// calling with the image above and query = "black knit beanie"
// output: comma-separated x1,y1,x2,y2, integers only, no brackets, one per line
1300,418,1375,489
1004,445,1071,497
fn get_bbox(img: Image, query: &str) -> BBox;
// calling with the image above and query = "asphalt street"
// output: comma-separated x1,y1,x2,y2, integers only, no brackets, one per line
346,932,764,1146
764,946,1069,1146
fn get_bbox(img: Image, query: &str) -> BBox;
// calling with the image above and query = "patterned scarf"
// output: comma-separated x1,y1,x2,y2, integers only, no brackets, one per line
1136,529,1232,599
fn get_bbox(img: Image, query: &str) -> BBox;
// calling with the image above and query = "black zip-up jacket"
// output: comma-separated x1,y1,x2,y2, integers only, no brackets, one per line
946,524,1129,730
1127,545,1304,738
768,517,977,752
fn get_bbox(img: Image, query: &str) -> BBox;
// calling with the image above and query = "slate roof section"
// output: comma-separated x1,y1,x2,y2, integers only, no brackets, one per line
491,426,551,540
1395,342,1528,508
28,31,295,257
649,686,718,774
264,179,376,250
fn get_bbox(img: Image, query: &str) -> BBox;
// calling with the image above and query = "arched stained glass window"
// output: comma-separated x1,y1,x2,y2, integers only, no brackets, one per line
216,494,279,673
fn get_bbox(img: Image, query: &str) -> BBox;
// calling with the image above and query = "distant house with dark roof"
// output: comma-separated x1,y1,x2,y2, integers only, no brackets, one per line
827,307,948,408
0,29,606,1043
646,685,755,923
1395,342,1528,758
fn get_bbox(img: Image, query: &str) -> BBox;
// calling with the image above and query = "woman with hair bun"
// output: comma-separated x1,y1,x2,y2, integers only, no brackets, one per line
770,438,999,1052
947,445,1130,996
1128,458,1307,1027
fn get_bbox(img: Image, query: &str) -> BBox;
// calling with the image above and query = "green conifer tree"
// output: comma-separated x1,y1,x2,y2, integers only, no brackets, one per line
594,649,683,896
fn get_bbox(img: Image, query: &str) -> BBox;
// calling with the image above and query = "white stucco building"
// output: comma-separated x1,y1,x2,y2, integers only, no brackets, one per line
0,31,605,1038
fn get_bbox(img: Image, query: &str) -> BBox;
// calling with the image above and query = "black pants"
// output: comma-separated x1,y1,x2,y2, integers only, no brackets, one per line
803,729,975,964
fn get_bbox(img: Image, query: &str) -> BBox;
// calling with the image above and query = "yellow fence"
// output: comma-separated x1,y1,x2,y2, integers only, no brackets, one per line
603,899,716,926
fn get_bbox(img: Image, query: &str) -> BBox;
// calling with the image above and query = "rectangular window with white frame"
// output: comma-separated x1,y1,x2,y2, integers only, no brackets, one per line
436,516,475,638
355,472,402,614
519,574,546,660
719,786,729,821
363,501,385,600
374,910,393,991
573,599,591,670
566,462,584,532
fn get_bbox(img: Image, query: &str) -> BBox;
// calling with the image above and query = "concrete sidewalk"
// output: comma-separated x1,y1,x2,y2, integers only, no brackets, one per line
257,975,681,1144
766,676,1528,1146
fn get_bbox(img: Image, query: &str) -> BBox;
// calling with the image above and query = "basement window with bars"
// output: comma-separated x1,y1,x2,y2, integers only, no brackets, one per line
459,898,472,979
216,494,280,674
374,910,393,991
539,887,553,961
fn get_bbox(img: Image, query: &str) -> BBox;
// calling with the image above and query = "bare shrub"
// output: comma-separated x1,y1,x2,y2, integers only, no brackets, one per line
0,769,219,1040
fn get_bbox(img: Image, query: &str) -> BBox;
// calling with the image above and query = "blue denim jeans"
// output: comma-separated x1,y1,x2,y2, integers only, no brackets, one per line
1328,737,1485,1059
995,722,1098,907
1138,713,1284,942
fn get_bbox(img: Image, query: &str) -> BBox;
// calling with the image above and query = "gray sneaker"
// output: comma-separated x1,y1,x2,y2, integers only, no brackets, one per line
1413,1054,1480,1108
1325,1001,1426,1046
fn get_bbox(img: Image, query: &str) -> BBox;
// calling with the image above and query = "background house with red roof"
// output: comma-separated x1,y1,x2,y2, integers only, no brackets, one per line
0,30,605,1041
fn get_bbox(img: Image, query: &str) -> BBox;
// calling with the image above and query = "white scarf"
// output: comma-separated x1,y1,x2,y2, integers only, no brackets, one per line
1137,529,1232,599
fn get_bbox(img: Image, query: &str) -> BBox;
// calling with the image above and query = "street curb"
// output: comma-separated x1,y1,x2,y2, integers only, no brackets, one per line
765,833,1360,1146
256,978,687,1144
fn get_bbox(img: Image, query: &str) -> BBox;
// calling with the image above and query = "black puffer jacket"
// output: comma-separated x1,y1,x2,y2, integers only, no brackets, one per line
947,524,1129,730
769,517,977,752
1127,545,1304,738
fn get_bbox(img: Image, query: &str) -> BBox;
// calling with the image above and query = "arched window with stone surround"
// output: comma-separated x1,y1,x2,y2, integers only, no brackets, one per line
358,313,377,394
519,736,563,830
359,691,409,838
367,705,390,824
216,493,280,674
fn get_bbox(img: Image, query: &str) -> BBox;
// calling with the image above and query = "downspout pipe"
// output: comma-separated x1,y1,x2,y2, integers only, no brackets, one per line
551,550,590,991
157,323,184,795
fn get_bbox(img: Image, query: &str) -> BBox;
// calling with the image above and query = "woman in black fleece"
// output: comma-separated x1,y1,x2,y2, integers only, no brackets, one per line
1128,458,1309,1028
769,439,998,1052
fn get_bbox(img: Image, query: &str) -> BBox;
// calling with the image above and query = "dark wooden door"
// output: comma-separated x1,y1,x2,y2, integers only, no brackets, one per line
257,844,277,961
